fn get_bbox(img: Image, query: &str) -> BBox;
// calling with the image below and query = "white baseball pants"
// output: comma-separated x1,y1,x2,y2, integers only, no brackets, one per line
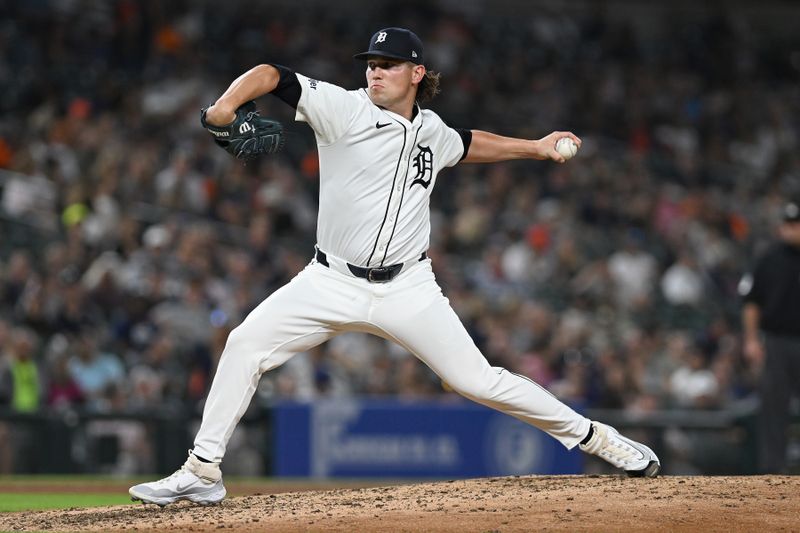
193,256,590,462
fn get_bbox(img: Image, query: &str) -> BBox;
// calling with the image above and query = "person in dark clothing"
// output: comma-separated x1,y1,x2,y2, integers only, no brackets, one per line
741,200,800,473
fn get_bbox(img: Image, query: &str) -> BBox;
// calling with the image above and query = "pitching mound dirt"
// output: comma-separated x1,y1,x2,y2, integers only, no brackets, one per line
1,475,798,532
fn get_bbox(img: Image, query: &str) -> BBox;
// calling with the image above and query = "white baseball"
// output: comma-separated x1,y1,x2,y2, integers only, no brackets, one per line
555,137,578,160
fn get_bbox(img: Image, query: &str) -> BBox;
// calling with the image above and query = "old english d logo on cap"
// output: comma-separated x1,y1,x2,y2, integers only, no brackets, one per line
353,27,424,65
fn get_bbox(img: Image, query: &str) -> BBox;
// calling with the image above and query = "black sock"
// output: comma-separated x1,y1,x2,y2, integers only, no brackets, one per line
193,452,213,463
580,424,595,446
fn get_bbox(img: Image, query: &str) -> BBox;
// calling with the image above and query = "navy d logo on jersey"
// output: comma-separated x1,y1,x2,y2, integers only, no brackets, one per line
410,144,434,189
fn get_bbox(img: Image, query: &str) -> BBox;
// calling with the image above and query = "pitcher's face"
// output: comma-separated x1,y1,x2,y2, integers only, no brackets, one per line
365,58,423,108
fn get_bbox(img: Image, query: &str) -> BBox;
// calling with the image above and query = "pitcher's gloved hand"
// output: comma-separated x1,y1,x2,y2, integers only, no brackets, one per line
201,101,284,160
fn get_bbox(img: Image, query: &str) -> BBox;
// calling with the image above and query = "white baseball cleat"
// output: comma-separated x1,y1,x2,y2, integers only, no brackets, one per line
129,452,226,507
579,421,661,478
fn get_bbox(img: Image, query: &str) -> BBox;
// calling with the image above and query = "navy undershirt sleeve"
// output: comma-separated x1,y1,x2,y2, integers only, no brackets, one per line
454,128,473,161
269,64,301,109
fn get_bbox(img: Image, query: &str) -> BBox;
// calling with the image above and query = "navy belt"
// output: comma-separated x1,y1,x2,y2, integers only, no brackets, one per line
315,249,427,283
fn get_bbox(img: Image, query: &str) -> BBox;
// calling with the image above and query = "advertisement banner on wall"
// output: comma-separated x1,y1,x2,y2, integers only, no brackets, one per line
274,399,583,478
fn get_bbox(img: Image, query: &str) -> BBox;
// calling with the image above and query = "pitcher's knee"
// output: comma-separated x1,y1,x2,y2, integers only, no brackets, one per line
221,324,264,359
223,323,301,373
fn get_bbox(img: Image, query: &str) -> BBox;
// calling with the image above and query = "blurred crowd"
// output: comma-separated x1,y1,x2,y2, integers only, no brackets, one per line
1,0,799,427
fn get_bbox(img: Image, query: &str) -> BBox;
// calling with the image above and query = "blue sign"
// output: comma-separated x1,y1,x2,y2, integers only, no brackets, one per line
274,399,583,477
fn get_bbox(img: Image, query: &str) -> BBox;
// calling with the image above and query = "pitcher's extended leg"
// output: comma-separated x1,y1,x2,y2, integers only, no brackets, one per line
372,262,659,475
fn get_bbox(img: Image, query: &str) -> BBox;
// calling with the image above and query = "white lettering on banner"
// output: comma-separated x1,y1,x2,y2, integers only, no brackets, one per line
310,401,460,477
311,400,355,477
329,435,459,465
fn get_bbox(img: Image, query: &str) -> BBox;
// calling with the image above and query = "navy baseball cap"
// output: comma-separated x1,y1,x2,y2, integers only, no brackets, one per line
353,27,424,65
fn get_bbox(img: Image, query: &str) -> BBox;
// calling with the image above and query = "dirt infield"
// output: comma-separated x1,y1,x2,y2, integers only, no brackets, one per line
1,475,798,532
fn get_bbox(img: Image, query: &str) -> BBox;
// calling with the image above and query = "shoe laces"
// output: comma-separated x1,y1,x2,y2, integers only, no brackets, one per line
155,459,193,485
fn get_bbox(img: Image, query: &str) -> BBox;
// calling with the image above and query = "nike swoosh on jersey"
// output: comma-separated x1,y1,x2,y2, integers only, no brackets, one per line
376,122,392,129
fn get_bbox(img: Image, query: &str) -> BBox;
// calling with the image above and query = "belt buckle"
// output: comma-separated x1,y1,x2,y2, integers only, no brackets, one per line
367,267,392,283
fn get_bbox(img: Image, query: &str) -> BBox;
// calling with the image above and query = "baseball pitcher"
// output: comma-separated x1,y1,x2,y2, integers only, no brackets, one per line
130,27,660,507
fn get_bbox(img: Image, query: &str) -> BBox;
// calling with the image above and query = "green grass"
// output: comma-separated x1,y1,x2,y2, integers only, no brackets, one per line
0,493,134,512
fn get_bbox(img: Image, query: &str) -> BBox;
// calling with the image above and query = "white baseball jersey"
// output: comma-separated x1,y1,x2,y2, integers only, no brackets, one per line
294,73,464,267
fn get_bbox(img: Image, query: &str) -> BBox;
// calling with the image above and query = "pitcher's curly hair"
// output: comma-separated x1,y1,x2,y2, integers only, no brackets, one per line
417,70,441,103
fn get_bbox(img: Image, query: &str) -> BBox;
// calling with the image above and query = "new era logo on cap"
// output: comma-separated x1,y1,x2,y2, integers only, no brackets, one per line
353,27,424,65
